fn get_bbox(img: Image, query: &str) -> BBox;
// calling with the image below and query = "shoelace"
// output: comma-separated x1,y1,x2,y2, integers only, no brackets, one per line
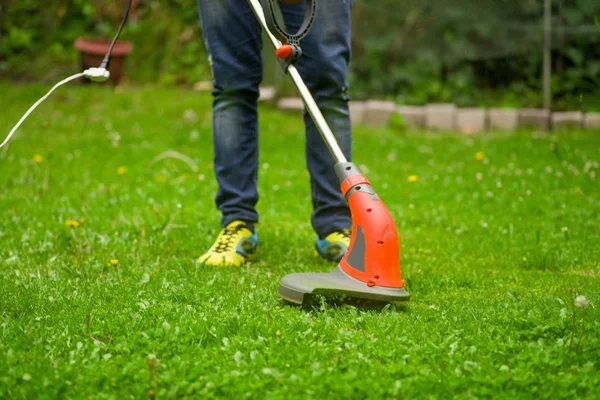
214,224,247,253
340,229,351,240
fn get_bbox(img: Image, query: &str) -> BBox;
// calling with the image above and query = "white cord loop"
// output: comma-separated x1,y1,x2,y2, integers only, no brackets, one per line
1,0,132,151
0,73,85,150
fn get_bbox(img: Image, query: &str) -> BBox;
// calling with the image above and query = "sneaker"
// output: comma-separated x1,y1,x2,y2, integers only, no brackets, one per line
198,220,258,267
315,229,351,262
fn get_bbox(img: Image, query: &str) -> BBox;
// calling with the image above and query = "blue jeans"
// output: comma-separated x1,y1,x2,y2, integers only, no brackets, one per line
197,0,353,238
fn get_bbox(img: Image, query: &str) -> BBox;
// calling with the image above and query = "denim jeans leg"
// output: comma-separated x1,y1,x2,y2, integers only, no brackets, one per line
197,0,263,228
280,0,353,238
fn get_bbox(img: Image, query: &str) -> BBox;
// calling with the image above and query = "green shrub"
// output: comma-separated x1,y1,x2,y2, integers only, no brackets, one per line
1,0,599,110
348,0,600,110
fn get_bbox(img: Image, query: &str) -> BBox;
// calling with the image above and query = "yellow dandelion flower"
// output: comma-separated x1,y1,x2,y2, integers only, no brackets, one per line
65,220,80,228
117,166,127,175
574,187,582,195
408,175,419,183
33,154,43,163
475,151,485,161
110,259,119,266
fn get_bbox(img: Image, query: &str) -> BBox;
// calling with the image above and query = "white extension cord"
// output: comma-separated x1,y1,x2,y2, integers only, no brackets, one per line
0,68,110,151
2,0,131,151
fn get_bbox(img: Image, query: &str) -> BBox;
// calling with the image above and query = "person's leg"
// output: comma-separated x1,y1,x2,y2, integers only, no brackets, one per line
197,0,262,266
197,0,263,230
279,0,353,239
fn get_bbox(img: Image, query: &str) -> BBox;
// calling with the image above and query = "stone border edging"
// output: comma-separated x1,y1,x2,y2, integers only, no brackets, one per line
270,92,600,132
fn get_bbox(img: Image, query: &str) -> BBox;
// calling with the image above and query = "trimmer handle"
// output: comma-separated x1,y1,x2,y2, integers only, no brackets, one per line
260,0,316,45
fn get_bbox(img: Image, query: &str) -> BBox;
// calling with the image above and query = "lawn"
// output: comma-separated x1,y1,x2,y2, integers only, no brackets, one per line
0,82,599,399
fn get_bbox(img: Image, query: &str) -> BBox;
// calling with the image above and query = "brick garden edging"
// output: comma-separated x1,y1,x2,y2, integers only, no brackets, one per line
364,101,598,131
270,93,600,132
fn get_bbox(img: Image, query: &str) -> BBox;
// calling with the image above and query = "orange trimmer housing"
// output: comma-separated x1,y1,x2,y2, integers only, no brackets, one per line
335,163,404,289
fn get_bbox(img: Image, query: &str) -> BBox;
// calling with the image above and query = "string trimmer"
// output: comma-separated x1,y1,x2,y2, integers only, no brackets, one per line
249,0,410,306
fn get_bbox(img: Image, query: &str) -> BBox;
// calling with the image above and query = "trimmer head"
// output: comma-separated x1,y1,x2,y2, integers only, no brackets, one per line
279,266,410,307
278,162,410,307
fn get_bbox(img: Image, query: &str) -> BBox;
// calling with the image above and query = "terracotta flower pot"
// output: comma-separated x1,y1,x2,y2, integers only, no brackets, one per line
74,37,133,85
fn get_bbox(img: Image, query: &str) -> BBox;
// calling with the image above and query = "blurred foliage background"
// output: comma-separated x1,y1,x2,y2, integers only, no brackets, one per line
1,0,599,110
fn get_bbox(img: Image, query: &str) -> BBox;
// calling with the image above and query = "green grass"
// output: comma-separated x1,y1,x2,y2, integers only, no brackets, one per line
1,81,599,399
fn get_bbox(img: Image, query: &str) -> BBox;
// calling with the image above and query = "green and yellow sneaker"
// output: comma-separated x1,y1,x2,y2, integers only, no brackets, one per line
315,229,351,262
198,220,258,267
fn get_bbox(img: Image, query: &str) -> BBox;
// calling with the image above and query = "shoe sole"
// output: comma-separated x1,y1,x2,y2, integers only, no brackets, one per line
198,245,259,267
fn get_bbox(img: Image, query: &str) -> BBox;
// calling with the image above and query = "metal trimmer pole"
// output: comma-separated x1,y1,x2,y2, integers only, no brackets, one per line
287,66,348,164
247,0,347,165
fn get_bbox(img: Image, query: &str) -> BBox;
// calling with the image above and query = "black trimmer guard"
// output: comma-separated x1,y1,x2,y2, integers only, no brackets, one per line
278,266,410,307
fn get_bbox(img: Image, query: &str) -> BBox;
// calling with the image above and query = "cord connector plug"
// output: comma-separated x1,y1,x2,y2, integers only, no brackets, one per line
83,68,110,82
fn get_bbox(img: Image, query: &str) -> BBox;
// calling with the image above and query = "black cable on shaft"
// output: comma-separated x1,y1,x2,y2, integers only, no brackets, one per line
100,0,133,70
